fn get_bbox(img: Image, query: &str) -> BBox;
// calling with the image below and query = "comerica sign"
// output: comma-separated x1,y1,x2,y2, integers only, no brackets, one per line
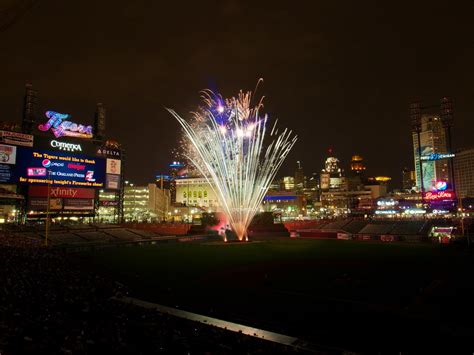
50,140,82,152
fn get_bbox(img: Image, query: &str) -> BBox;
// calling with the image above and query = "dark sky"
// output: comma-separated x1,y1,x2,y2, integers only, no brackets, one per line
1,1,473,186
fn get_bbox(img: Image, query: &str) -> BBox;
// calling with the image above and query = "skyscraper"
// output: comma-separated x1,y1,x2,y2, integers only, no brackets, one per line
350,155,366,176
412,114,450,192
402,168,416,191
320,152,344,191
454,147,474,198
294,161,305,191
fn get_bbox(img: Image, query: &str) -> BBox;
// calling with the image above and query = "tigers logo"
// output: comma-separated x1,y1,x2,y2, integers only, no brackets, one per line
38,111,93,139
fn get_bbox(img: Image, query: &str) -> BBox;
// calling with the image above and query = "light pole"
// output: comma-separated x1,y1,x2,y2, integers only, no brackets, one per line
45,170,52,247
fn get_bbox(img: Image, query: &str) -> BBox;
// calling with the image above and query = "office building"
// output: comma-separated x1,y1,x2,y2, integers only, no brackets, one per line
454,147,474,198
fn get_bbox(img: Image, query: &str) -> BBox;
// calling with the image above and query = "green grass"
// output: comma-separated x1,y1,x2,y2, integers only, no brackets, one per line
82,239,453,307
81,239,474,349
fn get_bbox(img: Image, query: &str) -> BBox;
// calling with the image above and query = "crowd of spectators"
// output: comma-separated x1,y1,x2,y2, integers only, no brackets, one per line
0,233,306,354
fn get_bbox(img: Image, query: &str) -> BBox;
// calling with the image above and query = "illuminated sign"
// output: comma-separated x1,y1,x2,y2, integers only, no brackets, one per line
320,173,330,190
404,208,426,214
264,195,297,201
420,153,455,161
432,209,450,214
0,164,14,183
28,198,63,211
375,210,397,214
377,199,397,206
27,167,47,177
64,198,94,210
169,161,184,168
38,111,93,139
100,200,119,207
434,180,448,191
29,186,95,199
0,144,16,164
106,159,121,175
50,140,82,152
16,148,105,188
0,131,33,147
106,174,121,190
373,176,391,182
96,147,120,158
423,191,455,201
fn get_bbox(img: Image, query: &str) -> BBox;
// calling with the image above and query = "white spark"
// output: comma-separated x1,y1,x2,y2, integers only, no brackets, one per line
168,86,297,241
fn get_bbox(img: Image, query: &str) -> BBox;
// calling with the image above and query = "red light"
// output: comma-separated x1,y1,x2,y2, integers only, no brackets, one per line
423,191,455,201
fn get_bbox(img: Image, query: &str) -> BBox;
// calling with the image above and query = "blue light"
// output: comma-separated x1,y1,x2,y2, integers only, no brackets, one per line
264,195,297,201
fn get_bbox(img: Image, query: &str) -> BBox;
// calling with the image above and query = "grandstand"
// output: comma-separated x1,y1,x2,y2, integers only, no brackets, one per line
358,221,397,236
341,219,368,234
296,219,440,242
320,219,352,231
0,223,220,249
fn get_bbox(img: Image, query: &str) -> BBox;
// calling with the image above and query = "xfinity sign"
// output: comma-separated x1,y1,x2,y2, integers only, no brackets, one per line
50,140,82,152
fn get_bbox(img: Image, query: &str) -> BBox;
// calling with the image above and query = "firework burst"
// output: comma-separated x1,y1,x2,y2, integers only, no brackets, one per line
168,83,297,241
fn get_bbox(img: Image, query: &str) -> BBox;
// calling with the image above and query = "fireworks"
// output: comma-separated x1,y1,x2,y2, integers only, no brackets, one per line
168,83,297,241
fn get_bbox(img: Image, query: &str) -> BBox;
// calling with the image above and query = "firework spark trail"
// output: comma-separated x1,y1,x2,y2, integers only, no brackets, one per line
168,87,297,241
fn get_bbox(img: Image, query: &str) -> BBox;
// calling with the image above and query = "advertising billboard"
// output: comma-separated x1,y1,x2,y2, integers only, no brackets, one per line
423,190,455,201
106,173,121,190
28,198,63,211
28,186,95,199
320,173,330,190
0,144,16,164
63,198,94,210
0,164,15,183
106,159,121,175
16,147,106,188
0,131,34,147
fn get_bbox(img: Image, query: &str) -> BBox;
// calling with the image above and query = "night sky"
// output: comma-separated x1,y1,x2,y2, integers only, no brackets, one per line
1,1,473,186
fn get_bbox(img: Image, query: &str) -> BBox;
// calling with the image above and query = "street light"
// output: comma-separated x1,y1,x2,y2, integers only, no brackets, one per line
45,170,52,247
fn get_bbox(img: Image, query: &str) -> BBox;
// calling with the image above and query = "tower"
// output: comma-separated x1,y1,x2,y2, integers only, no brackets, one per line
22,83,38,134
94,103,106,141
294,161,305,191
350,155,366,176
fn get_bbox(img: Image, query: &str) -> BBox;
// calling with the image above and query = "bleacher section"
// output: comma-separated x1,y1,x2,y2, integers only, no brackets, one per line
127,229,158,239
358,222,396,235
103,228,142,241
1,224,178,247
321,219,352,231
45,232,86,245
77,231,116,242
296,219,439,242
341,219,368,234
390,221,427,236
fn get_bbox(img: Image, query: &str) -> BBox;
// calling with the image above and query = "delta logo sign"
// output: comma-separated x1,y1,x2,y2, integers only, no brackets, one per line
38,111,93,139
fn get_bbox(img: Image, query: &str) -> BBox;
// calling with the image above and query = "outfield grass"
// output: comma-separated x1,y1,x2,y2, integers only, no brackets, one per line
81,239,474,350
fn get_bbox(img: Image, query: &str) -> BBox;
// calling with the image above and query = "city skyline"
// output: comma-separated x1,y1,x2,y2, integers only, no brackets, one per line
1,1,474,185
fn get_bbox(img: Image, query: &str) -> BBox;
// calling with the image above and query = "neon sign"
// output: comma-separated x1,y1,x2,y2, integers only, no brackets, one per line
38,111,93,139
423,191,455,201
420,153,455,161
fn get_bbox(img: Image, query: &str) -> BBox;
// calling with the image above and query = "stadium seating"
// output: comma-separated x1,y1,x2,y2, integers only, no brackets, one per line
357,222,396,235
103,228,142,241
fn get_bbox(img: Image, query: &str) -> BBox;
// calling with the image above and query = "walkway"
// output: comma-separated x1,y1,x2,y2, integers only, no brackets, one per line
112,296,328,353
